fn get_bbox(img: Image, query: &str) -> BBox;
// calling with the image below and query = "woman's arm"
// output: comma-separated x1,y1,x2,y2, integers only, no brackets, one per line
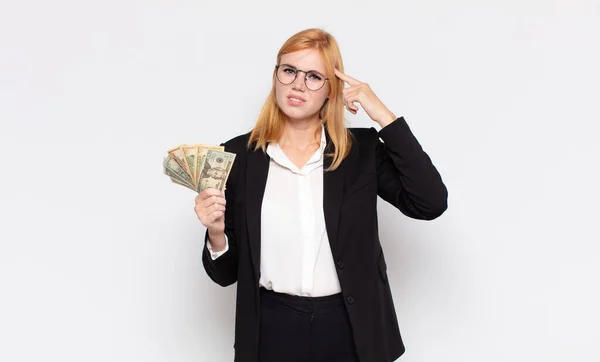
201,145,239,286
202,188,238,286
332,69,447,220
376,117,448,220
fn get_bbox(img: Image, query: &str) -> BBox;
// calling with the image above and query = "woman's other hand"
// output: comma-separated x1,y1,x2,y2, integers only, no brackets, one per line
195,188,227,248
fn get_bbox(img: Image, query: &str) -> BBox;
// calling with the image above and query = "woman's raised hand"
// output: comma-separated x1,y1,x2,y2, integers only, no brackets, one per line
334,68,397,128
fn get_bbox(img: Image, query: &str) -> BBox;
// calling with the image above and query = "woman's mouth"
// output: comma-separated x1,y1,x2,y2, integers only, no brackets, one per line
287,96,306,106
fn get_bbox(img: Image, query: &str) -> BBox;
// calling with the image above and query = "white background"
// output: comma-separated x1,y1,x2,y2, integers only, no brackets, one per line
1,1,599,361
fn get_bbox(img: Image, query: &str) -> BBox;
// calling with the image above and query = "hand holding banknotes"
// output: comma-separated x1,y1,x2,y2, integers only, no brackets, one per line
163,143,235,250
194,189,226,249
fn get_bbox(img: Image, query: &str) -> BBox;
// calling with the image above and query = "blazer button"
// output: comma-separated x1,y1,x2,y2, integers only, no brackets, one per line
345,295,354,305
336,260,345,269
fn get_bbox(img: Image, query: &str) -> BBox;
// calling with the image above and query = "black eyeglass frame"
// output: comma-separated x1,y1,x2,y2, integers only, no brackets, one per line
274,64,330,91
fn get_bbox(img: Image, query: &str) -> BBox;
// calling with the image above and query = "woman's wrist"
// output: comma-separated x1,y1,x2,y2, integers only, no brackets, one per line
377,111,397,128
208,229,227,251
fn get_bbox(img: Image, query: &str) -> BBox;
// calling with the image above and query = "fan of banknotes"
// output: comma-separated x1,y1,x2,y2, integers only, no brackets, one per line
163,144,236,193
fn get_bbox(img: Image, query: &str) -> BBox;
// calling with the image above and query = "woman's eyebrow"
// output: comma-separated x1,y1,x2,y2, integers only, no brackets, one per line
283,63,325,74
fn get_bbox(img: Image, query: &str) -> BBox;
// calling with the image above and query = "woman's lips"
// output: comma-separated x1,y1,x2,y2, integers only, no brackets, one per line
287,96,306,106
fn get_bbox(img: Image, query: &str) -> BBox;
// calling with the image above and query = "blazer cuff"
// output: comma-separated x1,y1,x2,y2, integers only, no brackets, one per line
206,234,229,260
378,116,409,138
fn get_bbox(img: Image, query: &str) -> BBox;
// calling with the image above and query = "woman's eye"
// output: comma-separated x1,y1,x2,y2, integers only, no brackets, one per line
309,73,322,81
283,68,296,74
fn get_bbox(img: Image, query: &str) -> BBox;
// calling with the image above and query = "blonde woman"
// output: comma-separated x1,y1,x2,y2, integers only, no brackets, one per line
195,28,448,362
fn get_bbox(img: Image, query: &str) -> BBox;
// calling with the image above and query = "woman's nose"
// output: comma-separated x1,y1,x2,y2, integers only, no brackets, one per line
292,72,306,91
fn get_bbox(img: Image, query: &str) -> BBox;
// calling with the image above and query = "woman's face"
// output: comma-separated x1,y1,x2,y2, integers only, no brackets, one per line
275,48,330,123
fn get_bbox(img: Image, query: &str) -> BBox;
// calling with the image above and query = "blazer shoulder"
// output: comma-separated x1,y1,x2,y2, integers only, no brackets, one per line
348,127,379,147
348,126,378,138
222,131,252,154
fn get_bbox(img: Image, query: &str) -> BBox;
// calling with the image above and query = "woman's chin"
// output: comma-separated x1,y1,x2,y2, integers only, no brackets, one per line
281,108,319,122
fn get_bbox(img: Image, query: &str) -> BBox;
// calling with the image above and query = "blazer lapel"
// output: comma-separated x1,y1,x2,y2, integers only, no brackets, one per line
323,133,345,256
245,147,270,281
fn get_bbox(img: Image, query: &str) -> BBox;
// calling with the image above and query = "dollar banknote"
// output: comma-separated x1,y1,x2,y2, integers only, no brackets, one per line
195,145,225,188
197,149,236,193
182,146,199,184
163,155,195,189
163,144,233,193
167,146,192,180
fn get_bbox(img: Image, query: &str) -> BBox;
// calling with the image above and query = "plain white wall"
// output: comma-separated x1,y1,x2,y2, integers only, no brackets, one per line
1,0,599,361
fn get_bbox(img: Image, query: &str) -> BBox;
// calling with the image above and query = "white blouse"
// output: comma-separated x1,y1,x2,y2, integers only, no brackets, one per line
206,124,342,297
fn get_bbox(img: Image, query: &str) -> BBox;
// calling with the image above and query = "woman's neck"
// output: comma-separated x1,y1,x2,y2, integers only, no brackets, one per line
279,118,321,151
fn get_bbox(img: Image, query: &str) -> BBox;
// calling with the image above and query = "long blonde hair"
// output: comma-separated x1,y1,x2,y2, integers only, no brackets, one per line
247,28,352,171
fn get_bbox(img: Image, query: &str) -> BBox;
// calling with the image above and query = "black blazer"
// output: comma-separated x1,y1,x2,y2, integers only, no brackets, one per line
202,117,448,362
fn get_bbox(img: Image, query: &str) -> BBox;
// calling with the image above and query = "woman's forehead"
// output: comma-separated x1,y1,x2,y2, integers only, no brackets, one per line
280,49,325,72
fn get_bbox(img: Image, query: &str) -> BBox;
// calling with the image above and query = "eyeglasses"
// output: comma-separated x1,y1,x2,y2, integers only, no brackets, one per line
275,64,329,91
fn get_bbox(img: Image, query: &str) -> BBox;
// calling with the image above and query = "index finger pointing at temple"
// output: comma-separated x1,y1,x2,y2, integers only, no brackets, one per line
334,68,361,86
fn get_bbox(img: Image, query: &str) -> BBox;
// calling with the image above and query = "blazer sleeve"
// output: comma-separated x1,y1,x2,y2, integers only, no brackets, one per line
201,144,239,287
376,116,448,220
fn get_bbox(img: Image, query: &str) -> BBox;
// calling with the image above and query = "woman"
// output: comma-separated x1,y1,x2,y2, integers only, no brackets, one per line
195,28,447,362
